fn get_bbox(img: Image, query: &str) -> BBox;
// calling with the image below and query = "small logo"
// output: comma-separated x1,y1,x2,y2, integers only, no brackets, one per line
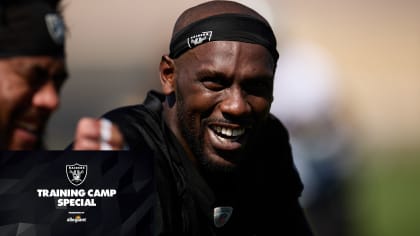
214,206,233,228
67,211,87,223
45,13,65,45
187,31,212,48
66,163,87,186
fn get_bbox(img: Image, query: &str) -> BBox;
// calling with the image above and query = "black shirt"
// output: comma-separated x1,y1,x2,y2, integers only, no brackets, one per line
103,90,314,236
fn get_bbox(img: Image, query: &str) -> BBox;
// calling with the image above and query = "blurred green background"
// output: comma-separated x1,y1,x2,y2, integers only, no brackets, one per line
348,148,420,236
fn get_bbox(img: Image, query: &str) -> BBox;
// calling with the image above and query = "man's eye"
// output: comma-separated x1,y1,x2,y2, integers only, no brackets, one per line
53,75,67,90
201,77,226,91
244,80,272,96
26,67,49,89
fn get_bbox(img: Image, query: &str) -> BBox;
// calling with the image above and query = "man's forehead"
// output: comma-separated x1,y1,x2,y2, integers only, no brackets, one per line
185,41,274,64
181,41,275,77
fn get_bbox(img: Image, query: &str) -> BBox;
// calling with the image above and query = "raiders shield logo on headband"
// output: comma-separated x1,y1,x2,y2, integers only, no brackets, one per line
45,13,65,45
66,163,88,186
214,206,233,228
187,31,212,48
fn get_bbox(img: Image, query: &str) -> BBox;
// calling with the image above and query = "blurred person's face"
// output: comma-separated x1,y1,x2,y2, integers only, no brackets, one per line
162,41,275,173
0,56,67,150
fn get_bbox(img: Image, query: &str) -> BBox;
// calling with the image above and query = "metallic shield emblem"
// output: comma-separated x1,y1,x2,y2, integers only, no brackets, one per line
45,13,65,45
66,163,87,186
187,31,212,48
213,206,233,228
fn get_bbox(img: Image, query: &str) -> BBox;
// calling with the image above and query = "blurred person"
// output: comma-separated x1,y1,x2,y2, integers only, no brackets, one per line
0,0,67,150
72,1,313,235
271,40,355,236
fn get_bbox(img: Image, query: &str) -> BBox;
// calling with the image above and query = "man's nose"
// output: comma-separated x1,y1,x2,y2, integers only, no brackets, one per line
219,87,251,117
32,81,59,111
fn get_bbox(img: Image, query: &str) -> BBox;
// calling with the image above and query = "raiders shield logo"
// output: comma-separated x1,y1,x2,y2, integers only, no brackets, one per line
214,206,233,228
45,13,65,45
66,163,87,186
187,31,212,48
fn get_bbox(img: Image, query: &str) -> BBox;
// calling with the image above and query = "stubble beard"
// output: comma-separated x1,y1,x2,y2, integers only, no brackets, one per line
175,93,236,178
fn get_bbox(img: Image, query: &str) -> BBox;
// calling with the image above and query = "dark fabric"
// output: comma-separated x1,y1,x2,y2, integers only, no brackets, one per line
169,13,279,62
0,151,156,236
103,90,313,236
0,1,65,58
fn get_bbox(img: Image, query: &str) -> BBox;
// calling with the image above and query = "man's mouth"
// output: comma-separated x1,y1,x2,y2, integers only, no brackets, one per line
211,125,246,141
9,110,48,149
204,123,250,166
207,122,250,152
16,121,40,135
13,120,42,147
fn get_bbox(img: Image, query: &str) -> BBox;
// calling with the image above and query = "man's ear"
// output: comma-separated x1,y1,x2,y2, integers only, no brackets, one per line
159,55,175,95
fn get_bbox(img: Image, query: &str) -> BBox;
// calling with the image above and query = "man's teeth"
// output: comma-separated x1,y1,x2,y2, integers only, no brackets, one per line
18,122,38,133
214,126,245,137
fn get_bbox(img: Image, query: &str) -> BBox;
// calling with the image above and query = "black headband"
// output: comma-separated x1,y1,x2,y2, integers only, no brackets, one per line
0,1,65,58
169,13,279,62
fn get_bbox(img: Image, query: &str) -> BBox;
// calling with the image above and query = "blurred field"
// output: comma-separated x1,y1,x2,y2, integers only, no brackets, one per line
348,148,420,236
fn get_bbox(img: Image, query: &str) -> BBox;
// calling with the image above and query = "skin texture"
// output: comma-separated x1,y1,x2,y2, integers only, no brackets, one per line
0,56,67,150
160,1,276,174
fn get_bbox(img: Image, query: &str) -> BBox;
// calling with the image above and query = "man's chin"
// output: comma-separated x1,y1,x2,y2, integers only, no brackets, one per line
201,154,239,175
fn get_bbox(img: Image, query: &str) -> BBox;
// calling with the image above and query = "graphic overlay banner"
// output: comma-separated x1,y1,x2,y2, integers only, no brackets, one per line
0,151,156,236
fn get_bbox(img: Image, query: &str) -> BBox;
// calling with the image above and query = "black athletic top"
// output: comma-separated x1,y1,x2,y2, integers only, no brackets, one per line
103,90,314,236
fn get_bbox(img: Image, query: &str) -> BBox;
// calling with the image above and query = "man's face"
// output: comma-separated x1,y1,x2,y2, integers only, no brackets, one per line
0,56,67,150
173,41,275,173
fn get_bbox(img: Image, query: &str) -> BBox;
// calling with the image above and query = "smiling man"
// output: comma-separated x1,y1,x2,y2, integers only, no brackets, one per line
0,0,67,150
73,1,313,235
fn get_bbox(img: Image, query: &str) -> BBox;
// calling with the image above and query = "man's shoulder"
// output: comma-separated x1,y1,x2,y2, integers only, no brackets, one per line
258,113,291,142
249,113,304,197
102,90,164,124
